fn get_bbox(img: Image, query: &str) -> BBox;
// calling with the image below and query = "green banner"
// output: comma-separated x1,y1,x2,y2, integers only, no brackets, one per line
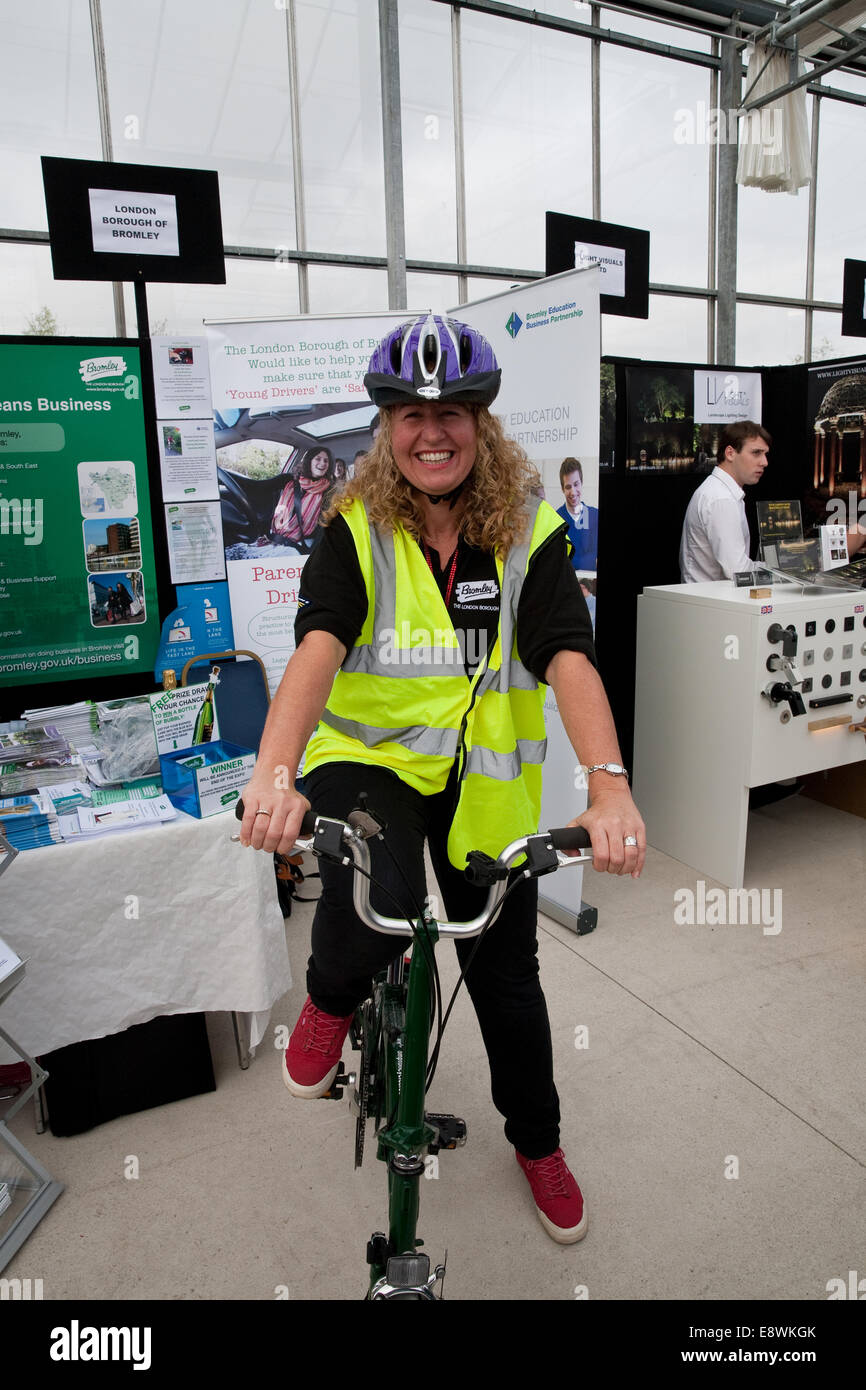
0,340,159,687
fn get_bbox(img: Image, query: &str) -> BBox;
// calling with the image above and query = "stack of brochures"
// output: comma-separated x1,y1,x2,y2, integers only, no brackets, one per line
0,727,83,796
22,701,99,749
0,795,64,851
0,935,24,989
57,795,178,841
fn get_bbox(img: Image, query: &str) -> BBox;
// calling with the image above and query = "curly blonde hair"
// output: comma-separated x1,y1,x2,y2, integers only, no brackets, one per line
322,406,540,555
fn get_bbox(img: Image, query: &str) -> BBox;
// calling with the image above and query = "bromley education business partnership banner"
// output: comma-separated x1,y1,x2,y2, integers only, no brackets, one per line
205,313,405,694
454,268,602,926
0,339,159,689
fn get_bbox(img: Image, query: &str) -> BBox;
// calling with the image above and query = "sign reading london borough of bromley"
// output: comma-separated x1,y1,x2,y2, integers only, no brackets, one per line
89,189,180,256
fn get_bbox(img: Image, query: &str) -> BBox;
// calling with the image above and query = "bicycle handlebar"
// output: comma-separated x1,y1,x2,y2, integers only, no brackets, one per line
234,798,591,939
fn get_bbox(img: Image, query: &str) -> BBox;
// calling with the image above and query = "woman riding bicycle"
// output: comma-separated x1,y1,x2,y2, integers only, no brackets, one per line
240,314,645,1244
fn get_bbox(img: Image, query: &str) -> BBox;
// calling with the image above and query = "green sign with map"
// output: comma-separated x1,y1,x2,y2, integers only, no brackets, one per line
0,340,159,687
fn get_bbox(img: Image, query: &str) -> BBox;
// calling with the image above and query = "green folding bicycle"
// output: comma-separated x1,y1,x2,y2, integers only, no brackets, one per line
237,799,591,1300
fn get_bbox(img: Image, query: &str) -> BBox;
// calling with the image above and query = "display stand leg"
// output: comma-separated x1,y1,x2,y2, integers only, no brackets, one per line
0,1025,63,1272
0,1121,64,1274
231,1012,252,1070
539,893,599,936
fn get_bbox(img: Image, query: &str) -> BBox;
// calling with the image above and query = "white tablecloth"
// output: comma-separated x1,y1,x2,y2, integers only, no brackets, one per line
0,810,291,1057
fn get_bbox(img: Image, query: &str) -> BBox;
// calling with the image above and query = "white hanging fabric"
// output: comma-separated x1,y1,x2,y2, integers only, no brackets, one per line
736,41,811,193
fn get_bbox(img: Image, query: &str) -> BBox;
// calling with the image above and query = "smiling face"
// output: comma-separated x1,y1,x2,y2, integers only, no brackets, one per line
563,469,583,511
722,436,769,488
389,401,478,495
309,450,331,478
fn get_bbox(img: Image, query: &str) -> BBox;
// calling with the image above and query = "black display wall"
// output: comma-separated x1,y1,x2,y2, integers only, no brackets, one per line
594,354,822,771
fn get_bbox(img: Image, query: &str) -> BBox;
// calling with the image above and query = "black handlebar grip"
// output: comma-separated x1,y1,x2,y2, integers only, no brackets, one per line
548,825,592,852
234,798,317,836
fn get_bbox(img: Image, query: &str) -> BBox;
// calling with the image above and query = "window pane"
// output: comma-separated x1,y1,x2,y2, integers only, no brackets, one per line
0,243,115,335
813,92,866,302
601,8,712,53
100,0,295,252
406,272,460,314
810,309,861,363
602,294,708,361
737,303,805,365
495,0,593,19
294,0,386,255
601,48,711,287
305,264,388,314
461,10,592,270
0,1,101,228
462,276,534,308
122,258,300,338
399,0,457,262
737,145,811,300
816,70,866,97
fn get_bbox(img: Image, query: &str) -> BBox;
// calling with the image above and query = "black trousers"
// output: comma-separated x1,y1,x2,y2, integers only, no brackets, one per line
302,761,560,1159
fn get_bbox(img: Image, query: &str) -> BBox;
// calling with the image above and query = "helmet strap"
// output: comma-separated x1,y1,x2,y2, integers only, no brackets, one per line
415,477,468,509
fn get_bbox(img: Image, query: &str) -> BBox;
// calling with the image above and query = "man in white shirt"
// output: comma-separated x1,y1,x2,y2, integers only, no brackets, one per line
680,421,771,583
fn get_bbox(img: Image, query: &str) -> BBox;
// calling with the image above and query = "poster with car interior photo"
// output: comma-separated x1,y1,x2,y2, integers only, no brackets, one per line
206,313,405,694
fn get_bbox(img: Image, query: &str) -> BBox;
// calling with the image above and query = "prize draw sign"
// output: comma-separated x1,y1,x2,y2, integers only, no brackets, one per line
0,341,159,687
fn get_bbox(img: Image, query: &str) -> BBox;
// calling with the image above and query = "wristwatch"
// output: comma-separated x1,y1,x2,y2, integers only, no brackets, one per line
584,762,629,780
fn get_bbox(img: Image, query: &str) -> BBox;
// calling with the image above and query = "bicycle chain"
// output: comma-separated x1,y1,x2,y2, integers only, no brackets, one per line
354,998,375,1170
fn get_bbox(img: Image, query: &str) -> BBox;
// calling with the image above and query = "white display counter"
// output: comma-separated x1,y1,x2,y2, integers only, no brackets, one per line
633,581,866,887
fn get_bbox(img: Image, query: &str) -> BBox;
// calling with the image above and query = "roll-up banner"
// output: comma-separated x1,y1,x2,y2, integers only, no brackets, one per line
206,283,602,930
454,268,602,928
205,313,405,694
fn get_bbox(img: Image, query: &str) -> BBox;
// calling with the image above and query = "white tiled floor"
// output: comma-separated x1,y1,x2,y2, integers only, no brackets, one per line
5,793,865,1301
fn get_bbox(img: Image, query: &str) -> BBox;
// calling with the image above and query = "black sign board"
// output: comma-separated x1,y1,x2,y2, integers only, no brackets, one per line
41,157,225,285
546,212,649,319
841,258,866,338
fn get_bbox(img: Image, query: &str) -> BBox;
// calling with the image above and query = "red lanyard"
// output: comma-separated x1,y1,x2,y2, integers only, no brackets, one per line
422,540,459,609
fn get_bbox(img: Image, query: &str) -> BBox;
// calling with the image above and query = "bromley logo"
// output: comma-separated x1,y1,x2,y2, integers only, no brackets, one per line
455,579,499,603
505,312,523,339
78,356,127,383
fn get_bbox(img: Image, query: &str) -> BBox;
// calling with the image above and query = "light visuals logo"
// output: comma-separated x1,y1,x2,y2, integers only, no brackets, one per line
78,356,127,383
506,312,523,340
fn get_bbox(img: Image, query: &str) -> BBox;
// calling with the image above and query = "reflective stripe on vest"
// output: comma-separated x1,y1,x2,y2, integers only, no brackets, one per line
303,496,566,864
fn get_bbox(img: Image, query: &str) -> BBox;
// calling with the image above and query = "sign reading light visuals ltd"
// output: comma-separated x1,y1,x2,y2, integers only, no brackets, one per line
0,340,160,688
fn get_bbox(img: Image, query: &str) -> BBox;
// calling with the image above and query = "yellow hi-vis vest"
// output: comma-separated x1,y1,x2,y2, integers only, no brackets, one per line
303,495,566,868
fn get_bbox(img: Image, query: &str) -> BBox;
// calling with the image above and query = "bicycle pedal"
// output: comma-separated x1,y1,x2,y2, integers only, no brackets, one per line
425,1113,467,1153
321,1063,356,1100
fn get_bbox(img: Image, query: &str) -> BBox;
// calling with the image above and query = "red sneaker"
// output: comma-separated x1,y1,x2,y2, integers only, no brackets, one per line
516,1148,588,1244
282,996,353,1098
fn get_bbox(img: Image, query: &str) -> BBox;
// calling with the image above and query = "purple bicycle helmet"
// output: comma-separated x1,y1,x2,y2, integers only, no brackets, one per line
364,313,501,407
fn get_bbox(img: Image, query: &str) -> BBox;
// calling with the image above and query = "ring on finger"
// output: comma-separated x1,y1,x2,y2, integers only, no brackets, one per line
255,808,272,817
624,835,638,847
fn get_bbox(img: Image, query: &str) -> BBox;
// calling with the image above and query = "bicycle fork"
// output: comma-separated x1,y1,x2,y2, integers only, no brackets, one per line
367,930,446,1299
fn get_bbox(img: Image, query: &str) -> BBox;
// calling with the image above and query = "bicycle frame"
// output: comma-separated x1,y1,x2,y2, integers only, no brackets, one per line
336,820,589,1299
233,806,590,1299
366,940,443,1299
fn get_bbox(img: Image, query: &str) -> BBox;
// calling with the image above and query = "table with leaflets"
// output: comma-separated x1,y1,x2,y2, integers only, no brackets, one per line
0,807,291,1065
